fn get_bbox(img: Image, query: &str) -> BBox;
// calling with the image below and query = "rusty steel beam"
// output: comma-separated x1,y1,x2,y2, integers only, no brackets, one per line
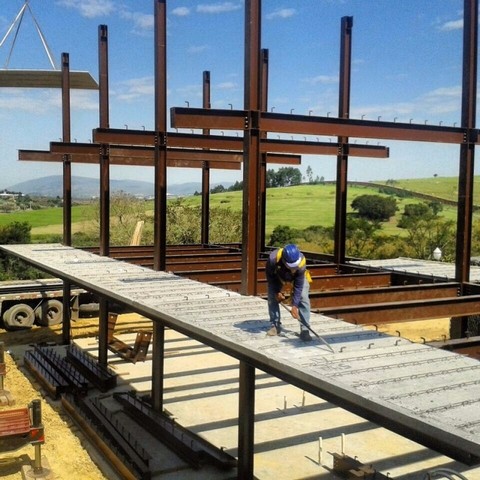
261,138,388,158
428,336,480,359
49,142,300,165
317,295,480,325
309,283,460,308
22,148,241,170
92,129,388,158
171,107,472,145
200,271,391,293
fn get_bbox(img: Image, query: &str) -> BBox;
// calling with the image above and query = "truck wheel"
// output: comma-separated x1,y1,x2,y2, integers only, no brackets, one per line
3,304,35,330
35,299,63,326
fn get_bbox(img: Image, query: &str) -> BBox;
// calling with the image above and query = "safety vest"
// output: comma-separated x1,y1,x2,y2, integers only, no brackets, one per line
275,248,312,283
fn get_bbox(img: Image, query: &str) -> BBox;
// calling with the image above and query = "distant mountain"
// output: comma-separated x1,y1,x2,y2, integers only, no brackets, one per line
5,175,230,198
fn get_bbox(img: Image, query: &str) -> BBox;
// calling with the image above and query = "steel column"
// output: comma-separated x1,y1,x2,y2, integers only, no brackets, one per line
61,52,71,246
456,0,478,285
151,322,165,412
98,297,108,367
333,17,353,265
153,0,168,271
238,361,255,480
61,53,72,344
201,71,211,245
241,0,261,296
259,48,269,252
99,24,110,257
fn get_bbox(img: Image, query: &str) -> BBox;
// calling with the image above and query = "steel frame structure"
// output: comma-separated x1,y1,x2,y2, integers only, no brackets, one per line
7,1,480,478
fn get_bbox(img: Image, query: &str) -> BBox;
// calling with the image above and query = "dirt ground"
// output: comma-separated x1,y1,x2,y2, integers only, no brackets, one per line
0,314,451,480
0,313,153,480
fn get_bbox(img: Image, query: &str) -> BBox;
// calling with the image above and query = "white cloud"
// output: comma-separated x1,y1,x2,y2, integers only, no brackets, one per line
187,45,208,54
350,86,462,123
119,11,154,34
172,7,191,17
266,8,296,20
303,75,338,86
216,81,238,90
113,77,154,101
439,19,463,31
55,0,115,18
196,2,242,14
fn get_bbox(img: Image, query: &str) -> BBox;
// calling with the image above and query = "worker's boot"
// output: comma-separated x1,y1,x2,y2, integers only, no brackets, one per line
267,322,282,336
300,330,312,342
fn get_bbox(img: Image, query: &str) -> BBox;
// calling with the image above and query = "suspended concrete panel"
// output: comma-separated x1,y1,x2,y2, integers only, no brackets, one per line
0,70,98,89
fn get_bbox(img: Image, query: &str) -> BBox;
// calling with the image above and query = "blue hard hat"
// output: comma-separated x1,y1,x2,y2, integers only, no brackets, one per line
282,244,301,268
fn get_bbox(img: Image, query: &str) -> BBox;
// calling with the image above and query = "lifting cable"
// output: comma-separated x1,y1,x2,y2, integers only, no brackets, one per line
0,0,57,70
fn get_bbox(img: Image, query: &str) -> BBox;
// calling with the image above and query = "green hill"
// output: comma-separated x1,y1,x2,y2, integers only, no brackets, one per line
0,176,478,239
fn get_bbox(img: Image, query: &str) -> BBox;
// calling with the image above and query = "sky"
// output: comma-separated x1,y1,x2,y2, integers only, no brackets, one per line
0,0,473,189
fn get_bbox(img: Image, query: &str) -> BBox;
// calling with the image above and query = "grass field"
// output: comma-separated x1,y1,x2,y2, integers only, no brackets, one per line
0,177,477,239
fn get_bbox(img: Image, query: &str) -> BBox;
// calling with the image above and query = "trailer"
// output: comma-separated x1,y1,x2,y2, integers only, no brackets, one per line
0,279,96,330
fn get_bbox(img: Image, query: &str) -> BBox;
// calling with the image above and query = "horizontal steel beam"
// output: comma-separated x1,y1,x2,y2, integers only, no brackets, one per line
317,295,480,324
171,107,474,145
19,148,241,170
92,128,389,158
309,282,460,308
49,142,300,165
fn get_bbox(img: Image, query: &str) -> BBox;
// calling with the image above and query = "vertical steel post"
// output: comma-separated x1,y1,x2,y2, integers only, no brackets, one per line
259,48,269,253
238,361,255,479
61,53,72,344
456,0,477,283
98,25,111,354
61,52,71,246
30,399,43,474
98,297,108,366
455,0,478,336
99,24,110,257
151,322,165,412
201,71,211,245
153,0,168,271
241,0,261,296
333,17,353,266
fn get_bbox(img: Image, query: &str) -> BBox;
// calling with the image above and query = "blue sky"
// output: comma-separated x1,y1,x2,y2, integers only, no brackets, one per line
0,0,471,189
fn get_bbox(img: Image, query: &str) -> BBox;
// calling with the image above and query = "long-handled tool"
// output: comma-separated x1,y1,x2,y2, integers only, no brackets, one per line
280,302,335,353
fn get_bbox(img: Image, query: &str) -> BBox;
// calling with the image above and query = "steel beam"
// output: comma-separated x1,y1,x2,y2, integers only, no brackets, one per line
171,107,472,145
317,295,480,324
309,283,460,308
92,129,388,158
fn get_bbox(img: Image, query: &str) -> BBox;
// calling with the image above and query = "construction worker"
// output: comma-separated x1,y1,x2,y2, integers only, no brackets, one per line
265,244,312,341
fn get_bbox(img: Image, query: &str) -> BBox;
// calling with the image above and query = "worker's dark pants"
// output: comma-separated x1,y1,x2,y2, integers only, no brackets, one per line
267,281,310,332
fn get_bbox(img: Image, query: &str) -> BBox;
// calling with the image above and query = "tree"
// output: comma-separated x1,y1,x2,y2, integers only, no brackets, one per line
210,184,226,194
398,202,442,229
266,167,302,187
228,180,243,191
306,166,314,184
0,222,42,280
345,216,382,258
402,217,455,261
351,194,397,221
269,225,297,246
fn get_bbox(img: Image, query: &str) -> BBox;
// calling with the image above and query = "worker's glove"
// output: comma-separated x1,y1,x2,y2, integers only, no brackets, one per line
290,306,299,319
275,292,286,303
